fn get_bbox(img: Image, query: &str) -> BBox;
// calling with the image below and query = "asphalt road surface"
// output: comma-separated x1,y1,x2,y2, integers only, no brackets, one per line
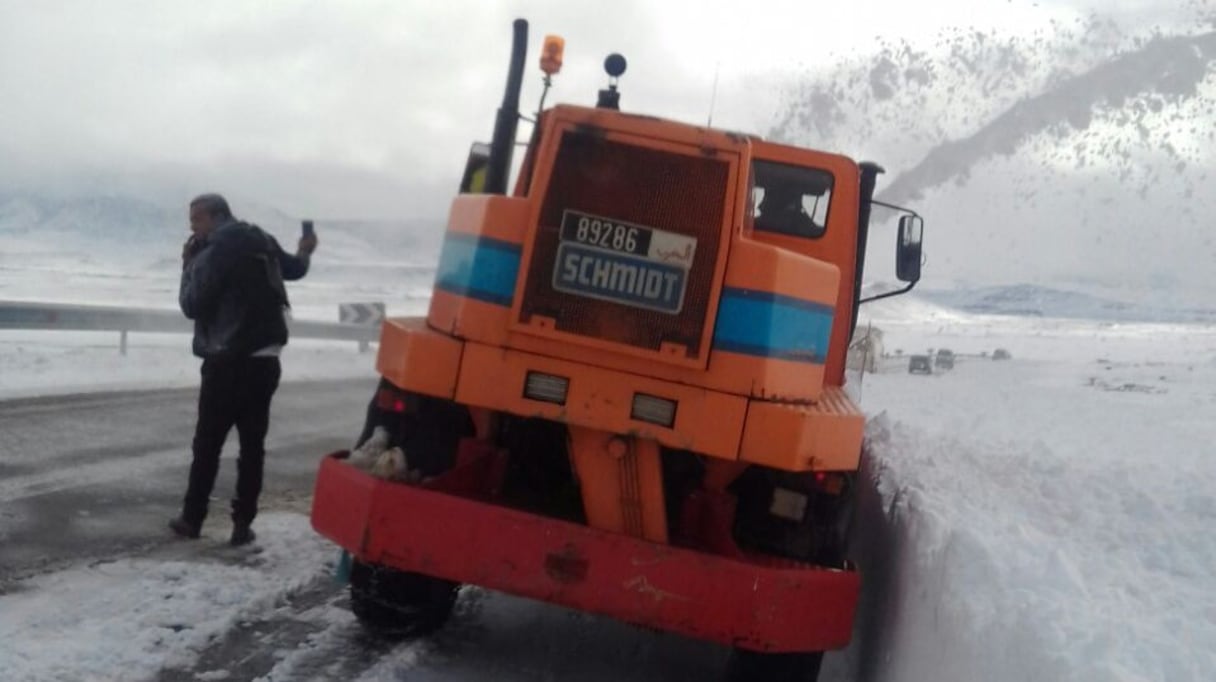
0,379,373,583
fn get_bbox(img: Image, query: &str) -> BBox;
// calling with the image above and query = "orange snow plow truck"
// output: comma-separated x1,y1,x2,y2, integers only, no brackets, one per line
311,19,923,681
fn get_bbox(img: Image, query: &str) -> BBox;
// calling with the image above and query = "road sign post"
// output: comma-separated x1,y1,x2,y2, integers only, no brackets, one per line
338,302,386,352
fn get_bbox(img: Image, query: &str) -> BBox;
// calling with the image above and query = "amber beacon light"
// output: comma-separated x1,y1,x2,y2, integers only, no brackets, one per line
540,35,564,75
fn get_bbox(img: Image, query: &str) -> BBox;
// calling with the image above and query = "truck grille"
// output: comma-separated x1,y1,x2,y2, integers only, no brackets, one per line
519,129,729,362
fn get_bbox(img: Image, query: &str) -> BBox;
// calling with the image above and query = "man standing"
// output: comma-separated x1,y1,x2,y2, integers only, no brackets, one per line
170,193,318,546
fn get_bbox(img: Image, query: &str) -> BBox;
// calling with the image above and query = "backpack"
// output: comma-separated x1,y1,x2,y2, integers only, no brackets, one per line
239,222,290,312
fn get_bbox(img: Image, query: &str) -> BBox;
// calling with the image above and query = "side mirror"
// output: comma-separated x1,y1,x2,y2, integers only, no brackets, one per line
459,142,492,193
896,215,923,283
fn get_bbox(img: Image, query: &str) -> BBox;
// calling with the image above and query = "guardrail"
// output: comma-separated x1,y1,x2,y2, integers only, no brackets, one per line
0,300,380,354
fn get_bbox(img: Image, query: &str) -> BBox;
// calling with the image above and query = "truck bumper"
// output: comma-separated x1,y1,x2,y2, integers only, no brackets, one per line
311,452,860,653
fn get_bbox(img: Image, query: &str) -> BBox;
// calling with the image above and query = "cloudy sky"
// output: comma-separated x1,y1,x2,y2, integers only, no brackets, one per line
1,1,1213,297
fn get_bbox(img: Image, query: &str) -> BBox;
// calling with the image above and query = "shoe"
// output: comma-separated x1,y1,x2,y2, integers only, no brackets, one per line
230,525,256,547
169,517,201,539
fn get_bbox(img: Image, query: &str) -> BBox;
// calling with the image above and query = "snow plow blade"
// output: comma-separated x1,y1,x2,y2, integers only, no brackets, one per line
311,452,860,653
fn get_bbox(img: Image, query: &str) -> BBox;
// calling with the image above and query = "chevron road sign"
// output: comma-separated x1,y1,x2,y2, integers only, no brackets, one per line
338,302,386,326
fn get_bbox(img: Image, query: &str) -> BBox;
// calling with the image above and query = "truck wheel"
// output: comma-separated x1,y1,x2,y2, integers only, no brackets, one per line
724,649,823,682
349,560,459,637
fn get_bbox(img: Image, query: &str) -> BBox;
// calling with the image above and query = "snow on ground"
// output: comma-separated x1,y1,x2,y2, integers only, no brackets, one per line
0,514,340,682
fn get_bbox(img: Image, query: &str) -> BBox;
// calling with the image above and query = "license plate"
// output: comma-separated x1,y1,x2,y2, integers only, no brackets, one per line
552,211,697,314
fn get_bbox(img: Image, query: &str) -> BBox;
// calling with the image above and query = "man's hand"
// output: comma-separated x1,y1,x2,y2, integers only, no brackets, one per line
298,232,318,256
181,235,204,267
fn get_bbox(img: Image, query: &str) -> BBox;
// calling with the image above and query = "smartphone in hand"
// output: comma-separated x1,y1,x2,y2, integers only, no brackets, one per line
299,219,318,256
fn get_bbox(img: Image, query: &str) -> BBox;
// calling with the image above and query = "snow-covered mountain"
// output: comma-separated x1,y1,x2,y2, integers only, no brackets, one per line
0,191,444,269
772,21,1216,307
916,284,1216,324
0,191,444,318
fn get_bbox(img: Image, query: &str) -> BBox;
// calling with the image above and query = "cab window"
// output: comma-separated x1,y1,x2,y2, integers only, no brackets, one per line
751,161,833,239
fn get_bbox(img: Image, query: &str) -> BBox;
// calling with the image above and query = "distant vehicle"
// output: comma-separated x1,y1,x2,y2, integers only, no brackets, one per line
993,348,1012,360
934,349,955,370
908,355,933,374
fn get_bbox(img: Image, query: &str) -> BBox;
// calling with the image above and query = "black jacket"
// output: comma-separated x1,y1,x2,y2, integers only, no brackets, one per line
179,220,309,359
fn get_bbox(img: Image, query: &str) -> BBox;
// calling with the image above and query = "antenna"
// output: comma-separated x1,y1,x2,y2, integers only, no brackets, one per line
706,62,720,128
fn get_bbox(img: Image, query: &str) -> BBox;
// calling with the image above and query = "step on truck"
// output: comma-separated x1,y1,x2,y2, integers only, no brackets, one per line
311,19,925,681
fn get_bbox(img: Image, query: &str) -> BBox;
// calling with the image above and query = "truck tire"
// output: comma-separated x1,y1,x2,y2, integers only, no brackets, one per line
724,649,823,682
349,560,459,637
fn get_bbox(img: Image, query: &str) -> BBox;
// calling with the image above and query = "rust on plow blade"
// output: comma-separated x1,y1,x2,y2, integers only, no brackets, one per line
311,453,860,652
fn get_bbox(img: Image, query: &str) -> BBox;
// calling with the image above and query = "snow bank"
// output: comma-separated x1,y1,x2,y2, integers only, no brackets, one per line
842,327,1216,682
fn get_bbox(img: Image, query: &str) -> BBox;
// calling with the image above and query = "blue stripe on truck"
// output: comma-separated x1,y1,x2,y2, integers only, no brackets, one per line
434,233,521,307
712,287,834,364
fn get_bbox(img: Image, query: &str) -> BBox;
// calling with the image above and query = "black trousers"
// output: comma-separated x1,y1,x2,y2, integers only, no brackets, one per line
180,356,282,528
